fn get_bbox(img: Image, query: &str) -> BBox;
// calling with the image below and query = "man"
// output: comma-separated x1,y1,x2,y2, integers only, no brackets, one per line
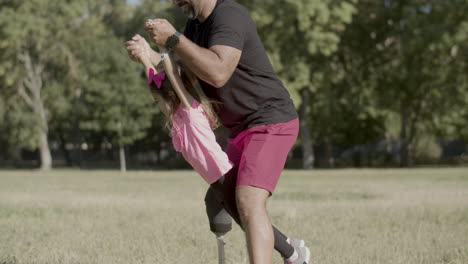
128,0,310,263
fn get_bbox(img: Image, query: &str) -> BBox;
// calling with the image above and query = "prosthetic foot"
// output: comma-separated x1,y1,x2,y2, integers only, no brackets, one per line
216,233,227,264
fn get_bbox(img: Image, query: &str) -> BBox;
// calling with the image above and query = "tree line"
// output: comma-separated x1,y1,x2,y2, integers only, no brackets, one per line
0,0,466,170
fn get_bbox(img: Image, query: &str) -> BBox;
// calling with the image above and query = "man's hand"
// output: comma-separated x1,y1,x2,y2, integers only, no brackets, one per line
125,34,158,66
145,18,177,47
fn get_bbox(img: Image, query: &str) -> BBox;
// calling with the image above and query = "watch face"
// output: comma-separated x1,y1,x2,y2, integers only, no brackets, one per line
167,33,180,50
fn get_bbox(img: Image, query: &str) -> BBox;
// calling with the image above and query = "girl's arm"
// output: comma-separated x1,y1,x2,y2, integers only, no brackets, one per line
159,47,193,109
126,34,193,109
142,59,155,79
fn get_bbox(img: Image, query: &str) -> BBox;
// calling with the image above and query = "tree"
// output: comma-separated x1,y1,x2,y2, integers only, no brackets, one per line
238,0,358,168
0,0,84,169
76,26,155,172
350,0,468,166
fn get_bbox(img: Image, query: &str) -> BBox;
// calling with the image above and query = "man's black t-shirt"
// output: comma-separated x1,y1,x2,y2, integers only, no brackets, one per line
184,0,298,137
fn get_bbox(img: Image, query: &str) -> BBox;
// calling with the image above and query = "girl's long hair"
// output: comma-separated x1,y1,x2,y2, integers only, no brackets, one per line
149,64,219,131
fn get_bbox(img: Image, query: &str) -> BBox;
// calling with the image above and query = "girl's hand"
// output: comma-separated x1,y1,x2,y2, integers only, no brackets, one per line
125,34,155,66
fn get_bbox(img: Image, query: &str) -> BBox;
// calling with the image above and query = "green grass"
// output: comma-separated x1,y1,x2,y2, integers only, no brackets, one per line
0,168,467,264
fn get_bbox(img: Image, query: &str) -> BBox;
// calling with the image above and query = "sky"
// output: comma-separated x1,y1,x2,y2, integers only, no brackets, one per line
127,0,142,6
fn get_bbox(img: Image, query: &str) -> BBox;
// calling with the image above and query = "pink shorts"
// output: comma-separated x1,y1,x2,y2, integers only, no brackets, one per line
226,118,299,193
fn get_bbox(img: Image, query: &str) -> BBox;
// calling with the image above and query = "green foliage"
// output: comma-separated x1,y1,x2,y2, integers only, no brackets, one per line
0,0,80,151
239,0,358,101
351,0,468,163
75,29,155,147
412,134,443,162
0,0,466,167
0,102,42,153
236,0,370,153
0,0,157,164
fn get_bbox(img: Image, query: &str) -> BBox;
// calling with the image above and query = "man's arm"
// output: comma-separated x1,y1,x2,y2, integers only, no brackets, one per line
174,36,241,88
145,19,241,88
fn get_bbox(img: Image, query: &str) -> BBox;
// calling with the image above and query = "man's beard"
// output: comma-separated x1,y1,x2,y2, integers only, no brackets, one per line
186,6,196,19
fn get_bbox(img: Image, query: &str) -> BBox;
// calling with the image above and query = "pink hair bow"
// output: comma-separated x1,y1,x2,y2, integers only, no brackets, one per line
148,68,167,89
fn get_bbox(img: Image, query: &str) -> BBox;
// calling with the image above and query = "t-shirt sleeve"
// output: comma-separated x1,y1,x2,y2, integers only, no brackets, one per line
208,7,247,50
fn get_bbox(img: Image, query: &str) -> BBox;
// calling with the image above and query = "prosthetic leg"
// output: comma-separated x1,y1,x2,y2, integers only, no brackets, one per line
205,187,232,264
216,234,227,264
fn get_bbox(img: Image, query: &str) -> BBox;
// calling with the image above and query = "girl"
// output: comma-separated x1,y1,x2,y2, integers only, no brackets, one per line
125,32,308,264
127,33,233,185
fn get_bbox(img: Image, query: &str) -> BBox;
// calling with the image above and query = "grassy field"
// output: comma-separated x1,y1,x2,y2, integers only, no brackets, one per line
0,168,467,264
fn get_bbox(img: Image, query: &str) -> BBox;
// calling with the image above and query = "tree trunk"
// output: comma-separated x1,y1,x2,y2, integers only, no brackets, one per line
384,132,393,164
12,147,23,167
58,128,72,167
299,88,314,169
400,105,409,167
36,86,52,170
18,49,53,170
39,130,52,170
366,143,373,167
324,137,334,168
352,146,361,167
119,144,126,172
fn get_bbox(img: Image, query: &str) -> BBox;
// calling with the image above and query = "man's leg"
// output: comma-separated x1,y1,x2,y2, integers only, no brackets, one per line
206,182,310,264
236,185,273,264
231,119,308,264
208,174,295,259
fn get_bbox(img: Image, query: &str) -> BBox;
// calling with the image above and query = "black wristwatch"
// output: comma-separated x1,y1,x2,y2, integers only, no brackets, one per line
166,31,181,51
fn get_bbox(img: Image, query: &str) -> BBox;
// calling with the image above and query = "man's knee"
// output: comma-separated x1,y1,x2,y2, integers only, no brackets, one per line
236,185,269,220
